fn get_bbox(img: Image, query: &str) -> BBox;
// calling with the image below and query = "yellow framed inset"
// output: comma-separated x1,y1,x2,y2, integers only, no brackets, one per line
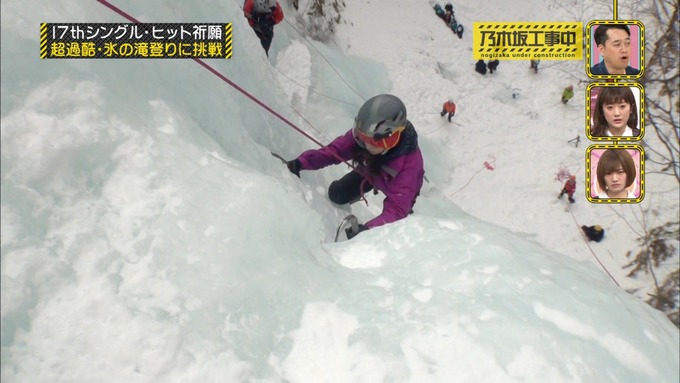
473,22,583,61
586,82,644,141
586,20,644,79
586,144,644,203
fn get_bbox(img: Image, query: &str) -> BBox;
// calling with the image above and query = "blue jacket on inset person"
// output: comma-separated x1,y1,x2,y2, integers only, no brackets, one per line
590,60,639,75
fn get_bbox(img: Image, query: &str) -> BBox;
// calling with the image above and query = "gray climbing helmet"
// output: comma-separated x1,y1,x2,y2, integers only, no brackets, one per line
353,94,407,140
253,0,276,13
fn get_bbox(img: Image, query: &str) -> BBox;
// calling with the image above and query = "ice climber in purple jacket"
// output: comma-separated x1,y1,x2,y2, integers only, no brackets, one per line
286,94,425,239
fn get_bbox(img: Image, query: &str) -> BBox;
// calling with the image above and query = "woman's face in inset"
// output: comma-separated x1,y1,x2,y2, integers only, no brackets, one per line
603,164,628,194
603,100,631,131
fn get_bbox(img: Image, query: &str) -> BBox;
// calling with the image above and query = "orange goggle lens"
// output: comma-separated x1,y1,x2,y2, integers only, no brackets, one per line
354,127,404,149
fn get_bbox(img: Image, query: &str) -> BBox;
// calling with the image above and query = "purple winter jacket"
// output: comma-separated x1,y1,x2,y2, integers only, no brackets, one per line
296,126,424,229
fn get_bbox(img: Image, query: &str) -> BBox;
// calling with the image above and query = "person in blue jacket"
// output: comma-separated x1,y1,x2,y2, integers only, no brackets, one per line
581,225,605,242
487,60,500,74
475,60,487,75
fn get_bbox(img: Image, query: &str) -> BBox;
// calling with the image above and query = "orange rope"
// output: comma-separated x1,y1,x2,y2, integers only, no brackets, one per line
447,155,496,197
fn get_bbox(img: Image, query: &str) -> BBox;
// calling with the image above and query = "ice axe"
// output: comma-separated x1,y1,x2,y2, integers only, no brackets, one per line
335,214,359,242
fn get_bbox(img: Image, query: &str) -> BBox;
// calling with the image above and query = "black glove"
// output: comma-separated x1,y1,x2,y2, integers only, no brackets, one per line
345,224,368,240
286,159,301,178
252,12,271,24
256,13,274,26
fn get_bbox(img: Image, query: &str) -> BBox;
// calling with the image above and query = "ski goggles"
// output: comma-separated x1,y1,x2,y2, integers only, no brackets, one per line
352,122,405,150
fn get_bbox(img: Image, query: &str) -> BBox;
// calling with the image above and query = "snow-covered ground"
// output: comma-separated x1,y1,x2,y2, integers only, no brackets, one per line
1,0,678,382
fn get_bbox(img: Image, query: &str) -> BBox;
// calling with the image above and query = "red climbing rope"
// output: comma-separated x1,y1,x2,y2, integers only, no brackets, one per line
447,154,496,197
95,0,404,207
565,205,621,287
95,0,327,149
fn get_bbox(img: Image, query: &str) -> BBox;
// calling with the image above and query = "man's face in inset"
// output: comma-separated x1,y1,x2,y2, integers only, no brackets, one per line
597,28,632,74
